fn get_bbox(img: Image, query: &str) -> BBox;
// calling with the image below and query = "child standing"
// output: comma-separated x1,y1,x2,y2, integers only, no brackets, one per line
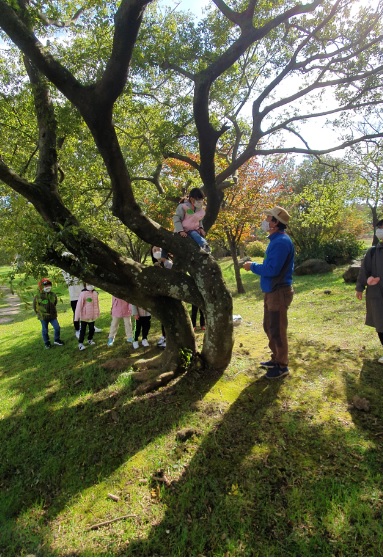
131,306,151,349
107,297,134,346
173,187,210,253
33,278,65,349
62,272,83,338
74,284,100,351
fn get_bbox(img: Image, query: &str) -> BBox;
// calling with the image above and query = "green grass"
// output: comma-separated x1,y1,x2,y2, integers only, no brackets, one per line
1,261,383,556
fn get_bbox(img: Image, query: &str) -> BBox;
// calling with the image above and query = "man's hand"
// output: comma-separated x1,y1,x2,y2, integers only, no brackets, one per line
243,261,252,271
356,291,363,300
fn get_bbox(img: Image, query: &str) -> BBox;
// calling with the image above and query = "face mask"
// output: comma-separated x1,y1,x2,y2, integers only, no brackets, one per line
261,220,270,233
153,251,162,260
193,200,203,210
43,286,52,293
86,285,94,291
376,229,383,240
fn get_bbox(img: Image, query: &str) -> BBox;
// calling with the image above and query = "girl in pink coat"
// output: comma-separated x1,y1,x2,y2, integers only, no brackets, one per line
74,284,100,350
107,296,133,346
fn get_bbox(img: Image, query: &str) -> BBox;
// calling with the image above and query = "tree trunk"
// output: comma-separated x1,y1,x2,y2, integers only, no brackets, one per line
227,232,246,294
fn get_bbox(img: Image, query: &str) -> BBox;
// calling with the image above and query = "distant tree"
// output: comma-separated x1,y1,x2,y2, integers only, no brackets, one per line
345,140,383,244
210,158,277,293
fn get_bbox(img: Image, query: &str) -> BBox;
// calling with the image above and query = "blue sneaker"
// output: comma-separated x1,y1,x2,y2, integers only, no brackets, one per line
260,360,277,368
107,337,114,347
265,365,289,379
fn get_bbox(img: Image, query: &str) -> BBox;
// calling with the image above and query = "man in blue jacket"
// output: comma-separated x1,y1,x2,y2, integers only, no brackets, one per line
244,206,294,379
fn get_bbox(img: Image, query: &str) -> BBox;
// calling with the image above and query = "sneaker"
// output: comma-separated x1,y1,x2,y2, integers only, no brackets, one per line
158,341,166,349
45,342,51,349
378,356,383,364
142,339,149,347
202,243,211,254
94,326,102,333
54,339,65,346
260,360,277,368
201,325,206,331
132,341,139,349
126,337,133,343
88,339,96,345
75,330,80,339
265,365,289,379
79,343,86,351
157,336,165,346
107,337,114,347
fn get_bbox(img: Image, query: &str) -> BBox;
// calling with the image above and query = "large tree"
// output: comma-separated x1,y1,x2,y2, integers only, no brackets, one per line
0,0,382,390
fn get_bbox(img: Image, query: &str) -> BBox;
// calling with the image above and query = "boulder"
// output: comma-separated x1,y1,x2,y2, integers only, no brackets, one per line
342,263,361,283
294,259,335,276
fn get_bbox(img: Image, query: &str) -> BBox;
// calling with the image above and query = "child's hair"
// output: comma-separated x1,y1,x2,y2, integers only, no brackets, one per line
189,187,204,200
38,278,52,290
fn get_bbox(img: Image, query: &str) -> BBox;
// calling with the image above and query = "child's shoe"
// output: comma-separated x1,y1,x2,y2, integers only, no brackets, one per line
45,341,51,349
94,326,102,333
158,340,166,349
126,337,133,343
201,326,206,331
75,330,80,339
142,339,149,347
78,343,86,351
157,336,165,346
107,337,114,346
202,243,211,254
132,341,139,349
54,339,65,346
88,339,96,345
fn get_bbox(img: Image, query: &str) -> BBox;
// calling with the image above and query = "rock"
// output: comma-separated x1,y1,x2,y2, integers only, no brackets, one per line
351,396,370,412
294,259,335,276
342,264,361,283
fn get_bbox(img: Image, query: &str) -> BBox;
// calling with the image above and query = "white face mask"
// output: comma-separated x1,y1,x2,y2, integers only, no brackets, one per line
193,200,203,210
86,285,94,291
261,220,270,233
43,286,52,293
376,228,383,240
153,251,162,260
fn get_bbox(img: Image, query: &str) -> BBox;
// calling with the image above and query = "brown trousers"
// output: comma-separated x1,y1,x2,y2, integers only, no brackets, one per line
263,286,294,368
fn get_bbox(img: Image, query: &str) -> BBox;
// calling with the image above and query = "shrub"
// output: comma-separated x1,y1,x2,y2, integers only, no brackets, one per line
245,240,267,258
295,235,364,265
321,236,364,265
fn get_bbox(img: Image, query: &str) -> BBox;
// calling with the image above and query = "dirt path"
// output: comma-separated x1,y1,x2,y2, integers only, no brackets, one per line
0,286,21,324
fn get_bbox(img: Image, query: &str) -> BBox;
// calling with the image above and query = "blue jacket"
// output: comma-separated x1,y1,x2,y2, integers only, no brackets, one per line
250,231,294,293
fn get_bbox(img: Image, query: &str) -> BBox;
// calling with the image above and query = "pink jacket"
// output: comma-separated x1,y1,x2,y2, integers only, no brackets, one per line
111,296,132,318
74,289,100,322
173,201,205,233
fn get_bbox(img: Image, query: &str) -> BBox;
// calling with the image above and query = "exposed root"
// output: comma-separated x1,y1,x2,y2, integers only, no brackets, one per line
133,371,177,396
101,357,131,371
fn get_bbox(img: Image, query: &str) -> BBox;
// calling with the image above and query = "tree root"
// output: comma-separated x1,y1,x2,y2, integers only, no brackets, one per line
102,349,205,396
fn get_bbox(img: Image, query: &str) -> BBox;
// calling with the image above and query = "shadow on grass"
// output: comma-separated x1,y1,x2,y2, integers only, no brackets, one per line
117,349,383,556
2,322,383,555
0,332,224,555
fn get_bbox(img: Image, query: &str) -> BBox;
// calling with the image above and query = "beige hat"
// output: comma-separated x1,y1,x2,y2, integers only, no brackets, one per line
265,206,290,225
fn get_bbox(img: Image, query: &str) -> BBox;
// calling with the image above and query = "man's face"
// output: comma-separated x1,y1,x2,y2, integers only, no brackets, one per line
266,215,279,232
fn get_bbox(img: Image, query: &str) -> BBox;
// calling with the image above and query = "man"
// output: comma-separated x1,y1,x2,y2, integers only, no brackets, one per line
243,206,294,379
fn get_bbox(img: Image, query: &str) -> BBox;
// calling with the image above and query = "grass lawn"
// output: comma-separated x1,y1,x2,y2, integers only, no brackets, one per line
1,261,383,556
